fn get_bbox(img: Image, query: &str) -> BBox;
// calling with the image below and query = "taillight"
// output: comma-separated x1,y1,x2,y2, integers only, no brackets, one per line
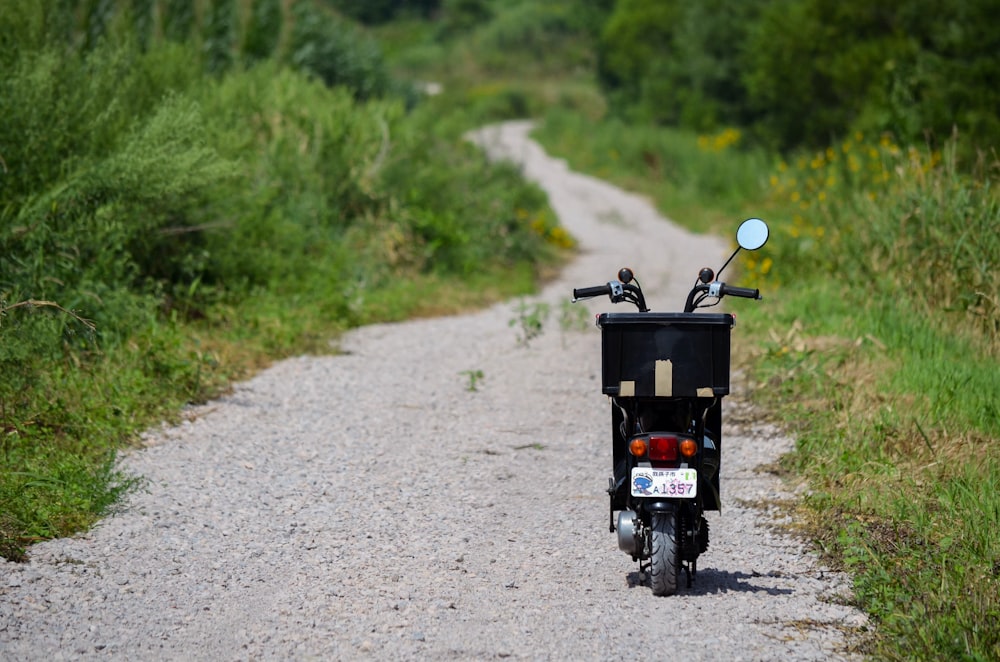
649,435,678,461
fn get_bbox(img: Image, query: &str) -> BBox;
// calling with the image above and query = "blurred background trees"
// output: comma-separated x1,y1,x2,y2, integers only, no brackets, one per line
596,0,1000,151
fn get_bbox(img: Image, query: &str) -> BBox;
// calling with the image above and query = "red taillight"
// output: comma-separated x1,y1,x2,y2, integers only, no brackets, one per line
648,435,678,461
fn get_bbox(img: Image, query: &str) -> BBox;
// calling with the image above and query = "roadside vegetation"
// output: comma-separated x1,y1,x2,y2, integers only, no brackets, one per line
0,0,567,562
3,1,998,659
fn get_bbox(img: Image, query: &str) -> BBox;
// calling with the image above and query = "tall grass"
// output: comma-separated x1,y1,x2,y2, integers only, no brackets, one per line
760,133,1000,351
747,133,1000,660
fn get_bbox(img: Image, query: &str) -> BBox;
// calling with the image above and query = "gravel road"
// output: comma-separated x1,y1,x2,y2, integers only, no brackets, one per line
1,121,867,660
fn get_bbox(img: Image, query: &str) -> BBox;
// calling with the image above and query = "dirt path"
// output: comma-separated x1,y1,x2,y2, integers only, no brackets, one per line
0,121,867,661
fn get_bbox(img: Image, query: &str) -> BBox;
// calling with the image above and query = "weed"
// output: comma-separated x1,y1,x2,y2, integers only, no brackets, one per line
460,369,484,392
559,299,591,333
509,299,550,347
557,299,592,347
0,299,96,332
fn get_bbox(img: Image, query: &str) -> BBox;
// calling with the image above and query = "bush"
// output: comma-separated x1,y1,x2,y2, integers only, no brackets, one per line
471,1,598,74
595,0,1000,153
324,0,441,25
286,1,391,99
242,0,282,63
0,1,564,559
599,0,763,132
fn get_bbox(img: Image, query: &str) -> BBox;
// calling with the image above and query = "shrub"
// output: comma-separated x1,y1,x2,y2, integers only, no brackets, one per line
286,1,391,99
595,0,1000,153
0,0,565,563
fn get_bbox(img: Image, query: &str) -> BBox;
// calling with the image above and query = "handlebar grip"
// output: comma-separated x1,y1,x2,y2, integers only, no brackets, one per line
721,284,761,299
573,284,612,299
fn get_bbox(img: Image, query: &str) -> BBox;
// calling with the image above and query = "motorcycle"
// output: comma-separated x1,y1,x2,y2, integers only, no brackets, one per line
572,218,770,596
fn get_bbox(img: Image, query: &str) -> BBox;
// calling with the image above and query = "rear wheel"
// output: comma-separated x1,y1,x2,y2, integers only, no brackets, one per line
649,511,679,596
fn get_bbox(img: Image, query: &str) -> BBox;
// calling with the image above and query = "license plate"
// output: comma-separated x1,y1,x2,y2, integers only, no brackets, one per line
631,468,697,498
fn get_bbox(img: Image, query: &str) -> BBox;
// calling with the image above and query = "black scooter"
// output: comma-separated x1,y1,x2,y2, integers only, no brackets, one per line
572,218,770,596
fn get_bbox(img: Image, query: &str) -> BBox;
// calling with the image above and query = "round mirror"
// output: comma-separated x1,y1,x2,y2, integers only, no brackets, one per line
736,217,769,251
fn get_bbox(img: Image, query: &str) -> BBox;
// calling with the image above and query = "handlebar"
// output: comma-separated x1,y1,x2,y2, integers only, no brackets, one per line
683,282,760,312
574,281,648,312
573,284,612,299
719,284,760,300
573,277,760,314
575,219,770,313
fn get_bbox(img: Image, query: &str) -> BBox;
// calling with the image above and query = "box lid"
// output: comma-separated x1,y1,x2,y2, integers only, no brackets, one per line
597,312,734,328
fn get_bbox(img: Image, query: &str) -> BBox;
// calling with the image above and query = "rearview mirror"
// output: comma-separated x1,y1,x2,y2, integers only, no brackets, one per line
736,218,769,251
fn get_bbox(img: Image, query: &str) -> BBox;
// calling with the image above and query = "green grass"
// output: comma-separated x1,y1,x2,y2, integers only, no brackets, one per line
739,287,1000,660
373,0,608,130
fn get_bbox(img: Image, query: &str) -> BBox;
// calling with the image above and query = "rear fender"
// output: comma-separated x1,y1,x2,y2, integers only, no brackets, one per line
644,501,679,513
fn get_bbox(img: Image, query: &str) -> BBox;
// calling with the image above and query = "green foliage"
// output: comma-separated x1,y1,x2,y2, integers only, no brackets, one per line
472,1,598,74
287,0,391,99
744,292,1000,660
162,0,196,42
434,0,493,40
509,299,550,347
5,0,402,102
1,0,565,559
599,0,764,130
743,0,909,149
597,0,680,111
372,0,610,127
761,133,1000,346
0,34,223,336
596,0,1000,152
744,139,1000,659
1,449,138,562
324,0,441,25
460,368,484,391
203,0,238,73
242,0,282,63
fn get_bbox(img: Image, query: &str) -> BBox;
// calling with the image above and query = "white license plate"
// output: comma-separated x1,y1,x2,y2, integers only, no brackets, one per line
631,468,697,498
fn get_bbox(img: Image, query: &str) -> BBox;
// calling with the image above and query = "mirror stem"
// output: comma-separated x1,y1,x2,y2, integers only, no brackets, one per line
715,247,741,280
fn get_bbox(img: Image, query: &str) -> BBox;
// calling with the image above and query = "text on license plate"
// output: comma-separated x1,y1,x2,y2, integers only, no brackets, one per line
631,468,697,498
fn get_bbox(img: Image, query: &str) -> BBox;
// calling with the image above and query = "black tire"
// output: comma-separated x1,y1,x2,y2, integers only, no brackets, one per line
650,511,679,596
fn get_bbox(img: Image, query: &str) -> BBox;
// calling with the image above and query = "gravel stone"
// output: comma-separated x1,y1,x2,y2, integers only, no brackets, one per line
0,121,868,661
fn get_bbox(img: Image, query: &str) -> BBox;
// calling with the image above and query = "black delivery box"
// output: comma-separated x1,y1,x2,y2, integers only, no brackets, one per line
597,312,734,398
